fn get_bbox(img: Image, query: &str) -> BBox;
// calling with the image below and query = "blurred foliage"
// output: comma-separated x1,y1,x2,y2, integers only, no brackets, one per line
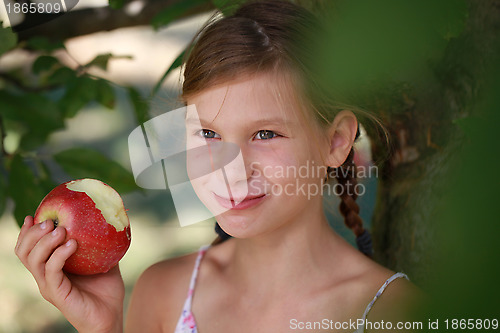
301,0,500,290
151,0,208,30
109,0,127,10
305,0,500,320
422,53,500,327
0,22,17,54
0,0,233,227
152,48,185,96
0,25,143,226
53,148,138,193
316,0,467,96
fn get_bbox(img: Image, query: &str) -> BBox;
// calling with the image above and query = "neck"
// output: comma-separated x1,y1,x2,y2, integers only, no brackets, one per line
225,198,345,294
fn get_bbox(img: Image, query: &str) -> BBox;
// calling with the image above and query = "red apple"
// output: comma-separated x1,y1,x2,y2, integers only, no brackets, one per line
33,178,131,275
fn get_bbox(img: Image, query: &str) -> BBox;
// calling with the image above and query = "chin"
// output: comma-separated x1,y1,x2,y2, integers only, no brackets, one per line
215,213,257,239
216,208,276,239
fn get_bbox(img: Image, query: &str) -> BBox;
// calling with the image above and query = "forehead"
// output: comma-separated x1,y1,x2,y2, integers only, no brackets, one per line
186,72,302,125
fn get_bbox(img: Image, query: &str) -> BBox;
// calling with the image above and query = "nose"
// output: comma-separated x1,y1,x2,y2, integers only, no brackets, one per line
187,140,254,201
215,143,253,187
221,152,253,184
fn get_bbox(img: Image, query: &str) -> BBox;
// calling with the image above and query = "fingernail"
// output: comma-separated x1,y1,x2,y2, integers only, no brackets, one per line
51,228,59,236
65,240,74,247
40,221,48,230
23,217,29,225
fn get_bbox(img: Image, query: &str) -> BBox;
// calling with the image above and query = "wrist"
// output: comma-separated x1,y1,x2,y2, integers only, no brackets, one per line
78,320,123,333
80,327,122,333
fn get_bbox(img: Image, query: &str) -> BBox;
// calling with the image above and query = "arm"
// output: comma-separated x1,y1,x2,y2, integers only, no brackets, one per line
125,265,164,333
125,254,197,333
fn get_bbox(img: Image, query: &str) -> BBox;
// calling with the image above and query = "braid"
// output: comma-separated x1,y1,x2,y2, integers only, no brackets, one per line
332,134,373,257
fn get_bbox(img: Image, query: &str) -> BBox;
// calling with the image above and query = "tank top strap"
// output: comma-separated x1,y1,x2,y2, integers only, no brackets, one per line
185,245,210,307
354,272,409,333
174,245,210,333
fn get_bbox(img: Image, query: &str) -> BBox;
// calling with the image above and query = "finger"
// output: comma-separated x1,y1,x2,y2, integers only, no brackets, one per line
15,216,34,253
27,226,69,283
107,264,122,276
44,239,77,301
15,220,54,264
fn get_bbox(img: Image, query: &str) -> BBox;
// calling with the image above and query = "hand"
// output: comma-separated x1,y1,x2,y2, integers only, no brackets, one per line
15,216,124,333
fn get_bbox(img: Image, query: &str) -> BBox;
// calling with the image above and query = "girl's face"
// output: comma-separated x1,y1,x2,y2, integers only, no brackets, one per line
185,72,330,238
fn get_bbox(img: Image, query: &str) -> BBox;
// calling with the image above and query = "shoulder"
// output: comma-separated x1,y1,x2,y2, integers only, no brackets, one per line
125,250,200,333
330,248,424,329
356,266,425,333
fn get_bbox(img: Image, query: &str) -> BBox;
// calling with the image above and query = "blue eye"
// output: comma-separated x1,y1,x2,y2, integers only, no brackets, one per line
198,129,221,139
254,130,279,140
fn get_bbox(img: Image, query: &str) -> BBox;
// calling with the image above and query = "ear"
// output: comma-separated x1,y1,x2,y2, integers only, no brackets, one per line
326,110,358,168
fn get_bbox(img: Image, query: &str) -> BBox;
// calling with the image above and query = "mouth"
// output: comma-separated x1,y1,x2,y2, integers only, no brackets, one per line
213,193,267,210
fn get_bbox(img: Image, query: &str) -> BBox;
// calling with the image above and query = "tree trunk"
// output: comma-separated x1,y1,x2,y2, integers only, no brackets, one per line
371,0,500,285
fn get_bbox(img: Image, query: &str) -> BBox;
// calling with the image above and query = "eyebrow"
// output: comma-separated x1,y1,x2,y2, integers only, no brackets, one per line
185,116,295,128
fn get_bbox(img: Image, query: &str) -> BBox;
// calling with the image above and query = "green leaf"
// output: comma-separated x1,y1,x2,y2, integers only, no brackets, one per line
436,0,467,40
84,53,133,71
37,160,58,195
0,91,20,121
47,66,77,85
0,23,17,56
54,147,138,194
85,53,113,70
453,116,484,138
0,91,64,151
59,76,99,117
33,55,60,74
151,0,207,30
0,163,7,218
128,87,149,124
315,0,468,97
7,155,46,227
96,79,115,109
26,36,65,52
109,0,127,9
212,0,245,16
152,49,185,96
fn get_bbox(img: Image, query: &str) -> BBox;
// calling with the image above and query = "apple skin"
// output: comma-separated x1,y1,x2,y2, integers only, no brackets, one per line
33,179,131,275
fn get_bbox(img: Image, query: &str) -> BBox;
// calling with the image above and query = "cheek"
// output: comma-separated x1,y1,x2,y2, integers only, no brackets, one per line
251,146,300,189
185,140,214,207
186,149,209,182
251,143,326,197
254,144,296,172
185,139,218,181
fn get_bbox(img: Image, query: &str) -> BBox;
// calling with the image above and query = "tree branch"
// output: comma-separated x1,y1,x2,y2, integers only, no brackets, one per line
16,0,215,42
0,72,60,92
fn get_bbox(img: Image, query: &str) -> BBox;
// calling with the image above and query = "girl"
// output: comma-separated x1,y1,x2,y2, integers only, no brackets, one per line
15,1,420,332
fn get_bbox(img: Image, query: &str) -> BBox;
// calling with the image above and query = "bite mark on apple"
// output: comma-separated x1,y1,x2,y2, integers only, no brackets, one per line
66,179,129,232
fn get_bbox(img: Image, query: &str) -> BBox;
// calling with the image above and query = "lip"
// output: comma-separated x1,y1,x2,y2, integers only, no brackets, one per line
213,193,267,210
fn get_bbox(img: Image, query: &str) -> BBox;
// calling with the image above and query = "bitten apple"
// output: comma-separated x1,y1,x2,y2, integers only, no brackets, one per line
33,178,131,275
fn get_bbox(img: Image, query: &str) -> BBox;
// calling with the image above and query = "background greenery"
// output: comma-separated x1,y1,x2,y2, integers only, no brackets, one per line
1,0,499,331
